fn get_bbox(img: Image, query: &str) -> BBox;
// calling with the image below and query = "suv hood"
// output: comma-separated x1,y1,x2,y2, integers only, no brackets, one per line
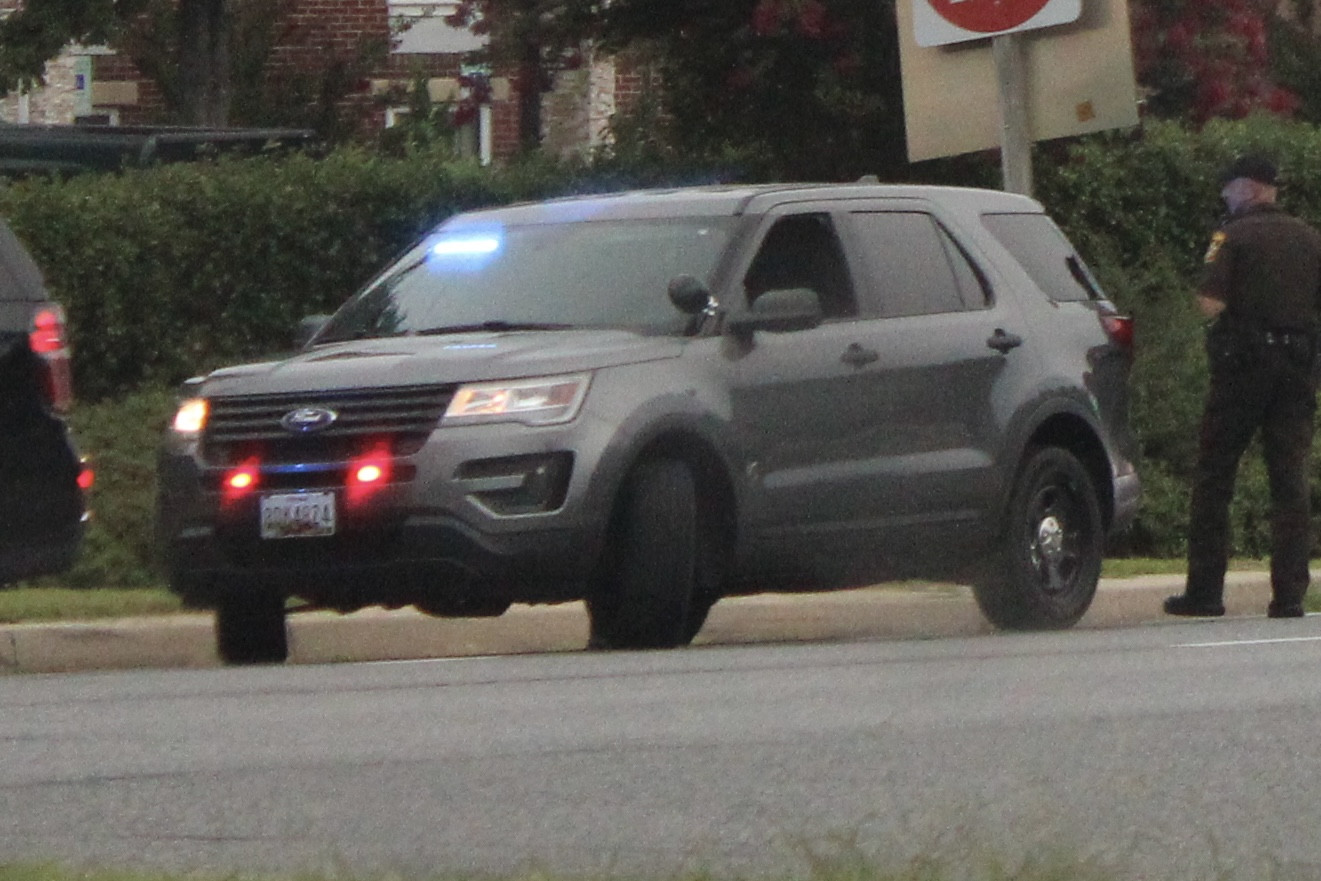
199,328,684,396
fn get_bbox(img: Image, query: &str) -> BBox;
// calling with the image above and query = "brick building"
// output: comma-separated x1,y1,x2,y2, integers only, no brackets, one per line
0,0,650,163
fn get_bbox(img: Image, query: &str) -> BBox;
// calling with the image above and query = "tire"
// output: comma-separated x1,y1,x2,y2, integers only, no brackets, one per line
588,458,699,650
215,594,289,665
973,446,1103,631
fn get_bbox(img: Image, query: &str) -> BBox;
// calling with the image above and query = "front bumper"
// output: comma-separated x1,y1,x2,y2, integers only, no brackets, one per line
160,509,596,614
156,426,607,614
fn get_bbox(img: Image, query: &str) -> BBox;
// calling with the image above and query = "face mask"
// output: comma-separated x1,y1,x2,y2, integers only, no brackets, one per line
1221,178,1255,215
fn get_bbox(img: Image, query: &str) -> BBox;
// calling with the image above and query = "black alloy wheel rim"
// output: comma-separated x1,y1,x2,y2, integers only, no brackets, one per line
1024,473,1088,596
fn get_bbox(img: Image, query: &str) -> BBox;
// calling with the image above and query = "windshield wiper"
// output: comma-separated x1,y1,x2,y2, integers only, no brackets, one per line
414,321,576,336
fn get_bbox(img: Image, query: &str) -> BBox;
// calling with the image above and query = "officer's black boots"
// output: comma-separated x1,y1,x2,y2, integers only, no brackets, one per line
1163,594,1306,617
1267,600,1305,618
1163,594,1227,617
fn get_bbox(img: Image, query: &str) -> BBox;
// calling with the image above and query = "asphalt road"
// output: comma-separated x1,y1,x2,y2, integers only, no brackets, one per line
4,614,1321,881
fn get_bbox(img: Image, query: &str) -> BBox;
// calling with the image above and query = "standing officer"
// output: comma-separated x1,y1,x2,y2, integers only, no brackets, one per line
1165,154,1321,619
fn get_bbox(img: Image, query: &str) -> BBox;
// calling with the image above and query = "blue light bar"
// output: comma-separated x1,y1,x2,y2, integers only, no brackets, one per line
432,236,501,257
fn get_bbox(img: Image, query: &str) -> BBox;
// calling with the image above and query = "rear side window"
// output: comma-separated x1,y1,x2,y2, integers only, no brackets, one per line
849,211,981,317
981,213,1100,303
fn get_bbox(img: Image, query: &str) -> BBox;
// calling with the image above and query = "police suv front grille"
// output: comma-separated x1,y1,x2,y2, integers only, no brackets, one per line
201,385,455,466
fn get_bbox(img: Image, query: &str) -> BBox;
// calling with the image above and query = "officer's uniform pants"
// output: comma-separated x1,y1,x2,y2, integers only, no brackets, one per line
1186,344,1317,606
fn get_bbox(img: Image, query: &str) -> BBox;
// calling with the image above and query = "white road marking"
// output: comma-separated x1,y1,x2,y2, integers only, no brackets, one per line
1177,634,1321,649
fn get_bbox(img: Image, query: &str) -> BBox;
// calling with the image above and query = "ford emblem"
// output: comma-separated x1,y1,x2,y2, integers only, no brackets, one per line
280,407,338,434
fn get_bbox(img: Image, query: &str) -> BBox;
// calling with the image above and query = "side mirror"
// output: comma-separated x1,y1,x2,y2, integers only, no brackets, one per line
294,314,331,349
727,288,823,336
668,275,712,315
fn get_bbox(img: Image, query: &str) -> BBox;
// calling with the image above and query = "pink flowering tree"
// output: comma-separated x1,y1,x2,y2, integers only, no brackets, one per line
1130,0,1302,123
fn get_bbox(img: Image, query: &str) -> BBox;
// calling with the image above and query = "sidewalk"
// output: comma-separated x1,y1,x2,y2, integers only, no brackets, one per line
0,571,1282,675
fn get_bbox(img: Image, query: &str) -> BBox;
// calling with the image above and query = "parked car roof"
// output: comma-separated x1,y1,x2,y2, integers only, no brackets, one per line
445,182,1043,225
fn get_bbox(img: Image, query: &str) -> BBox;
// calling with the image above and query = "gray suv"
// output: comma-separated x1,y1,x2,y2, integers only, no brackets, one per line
156,183,1140,663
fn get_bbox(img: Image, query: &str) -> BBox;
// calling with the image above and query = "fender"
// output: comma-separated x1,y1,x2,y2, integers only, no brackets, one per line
577,376,748,562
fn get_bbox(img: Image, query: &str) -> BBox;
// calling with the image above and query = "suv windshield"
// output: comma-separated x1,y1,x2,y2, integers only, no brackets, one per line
318,216,736,342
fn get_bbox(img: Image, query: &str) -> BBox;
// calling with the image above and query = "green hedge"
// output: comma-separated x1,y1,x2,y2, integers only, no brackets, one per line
14,117,1321,587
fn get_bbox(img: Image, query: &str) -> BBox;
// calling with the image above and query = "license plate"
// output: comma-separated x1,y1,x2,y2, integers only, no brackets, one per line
260,491,336,539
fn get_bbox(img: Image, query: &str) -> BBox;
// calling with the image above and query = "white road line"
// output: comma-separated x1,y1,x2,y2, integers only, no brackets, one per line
1177,635,1321,649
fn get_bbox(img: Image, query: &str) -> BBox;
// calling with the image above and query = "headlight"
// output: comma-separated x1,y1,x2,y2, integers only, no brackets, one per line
442,374,590,427
172,398,209,434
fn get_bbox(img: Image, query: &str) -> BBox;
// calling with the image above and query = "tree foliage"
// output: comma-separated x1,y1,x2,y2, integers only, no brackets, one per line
8,1,1321,181
0,0,143,96
598,0,905,181
1131,0,1305,123
0,0,235,124
445,0,601,151
0,0,382,132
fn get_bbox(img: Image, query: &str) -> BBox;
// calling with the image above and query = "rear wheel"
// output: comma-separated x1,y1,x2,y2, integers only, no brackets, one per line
973,446,1103,630
588,458,699,650
215,593,289,665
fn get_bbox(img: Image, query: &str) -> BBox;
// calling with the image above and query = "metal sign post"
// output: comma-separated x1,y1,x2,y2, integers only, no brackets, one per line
992,32,1033,196
909,0,1083,196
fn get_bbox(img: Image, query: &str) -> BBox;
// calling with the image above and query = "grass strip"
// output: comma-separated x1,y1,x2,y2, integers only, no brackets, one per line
0,586,181,624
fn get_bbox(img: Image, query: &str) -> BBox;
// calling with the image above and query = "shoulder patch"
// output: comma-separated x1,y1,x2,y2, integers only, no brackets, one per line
1204,230,1227,264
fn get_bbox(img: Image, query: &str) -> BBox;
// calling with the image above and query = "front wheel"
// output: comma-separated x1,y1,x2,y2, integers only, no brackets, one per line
973,447,1104,631
587,458,699,650
215,593,289,665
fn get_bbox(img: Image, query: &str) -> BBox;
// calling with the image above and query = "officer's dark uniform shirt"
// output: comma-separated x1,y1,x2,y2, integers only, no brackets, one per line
1201,203,1321,332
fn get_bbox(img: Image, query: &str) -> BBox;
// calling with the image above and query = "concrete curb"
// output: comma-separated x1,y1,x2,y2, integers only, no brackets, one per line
0,571,1285,675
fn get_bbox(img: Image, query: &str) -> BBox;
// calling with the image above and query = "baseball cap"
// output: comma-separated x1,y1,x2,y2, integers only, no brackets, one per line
1219,153,1278,186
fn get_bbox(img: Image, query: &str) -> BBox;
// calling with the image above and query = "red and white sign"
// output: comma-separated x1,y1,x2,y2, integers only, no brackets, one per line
913,0,1082,48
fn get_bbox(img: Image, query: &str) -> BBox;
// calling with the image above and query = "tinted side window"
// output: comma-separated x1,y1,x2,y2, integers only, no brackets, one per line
981,213,1098,303
937,224,991,309
850,212,967,318
744,214,857,319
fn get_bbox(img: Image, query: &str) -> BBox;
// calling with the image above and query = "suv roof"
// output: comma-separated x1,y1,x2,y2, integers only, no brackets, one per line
448,183,1043,224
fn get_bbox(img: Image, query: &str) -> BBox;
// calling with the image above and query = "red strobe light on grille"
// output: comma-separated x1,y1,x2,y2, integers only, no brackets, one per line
222,459,261,501
347,444,393,507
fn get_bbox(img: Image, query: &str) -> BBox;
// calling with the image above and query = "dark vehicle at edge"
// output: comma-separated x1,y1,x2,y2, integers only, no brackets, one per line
0,220,86,584
156,182,1141,664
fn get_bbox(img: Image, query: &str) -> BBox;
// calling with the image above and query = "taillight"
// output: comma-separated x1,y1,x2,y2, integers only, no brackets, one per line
29,305,73,412
30,307,66,354
1100,313,1135,351
77,460,95,491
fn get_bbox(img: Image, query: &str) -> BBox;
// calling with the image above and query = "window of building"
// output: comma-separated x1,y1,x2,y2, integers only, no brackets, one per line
389,1,488,54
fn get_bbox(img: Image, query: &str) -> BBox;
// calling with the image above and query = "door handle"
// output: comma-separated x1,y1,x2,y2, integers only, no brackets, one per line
841,342,879,368
987,329,1024,354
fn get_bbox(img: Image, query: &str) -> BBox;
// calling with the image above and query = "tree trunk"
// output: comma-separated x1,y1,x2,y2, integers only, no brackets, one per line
178,0,231,125
517,39,543,151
